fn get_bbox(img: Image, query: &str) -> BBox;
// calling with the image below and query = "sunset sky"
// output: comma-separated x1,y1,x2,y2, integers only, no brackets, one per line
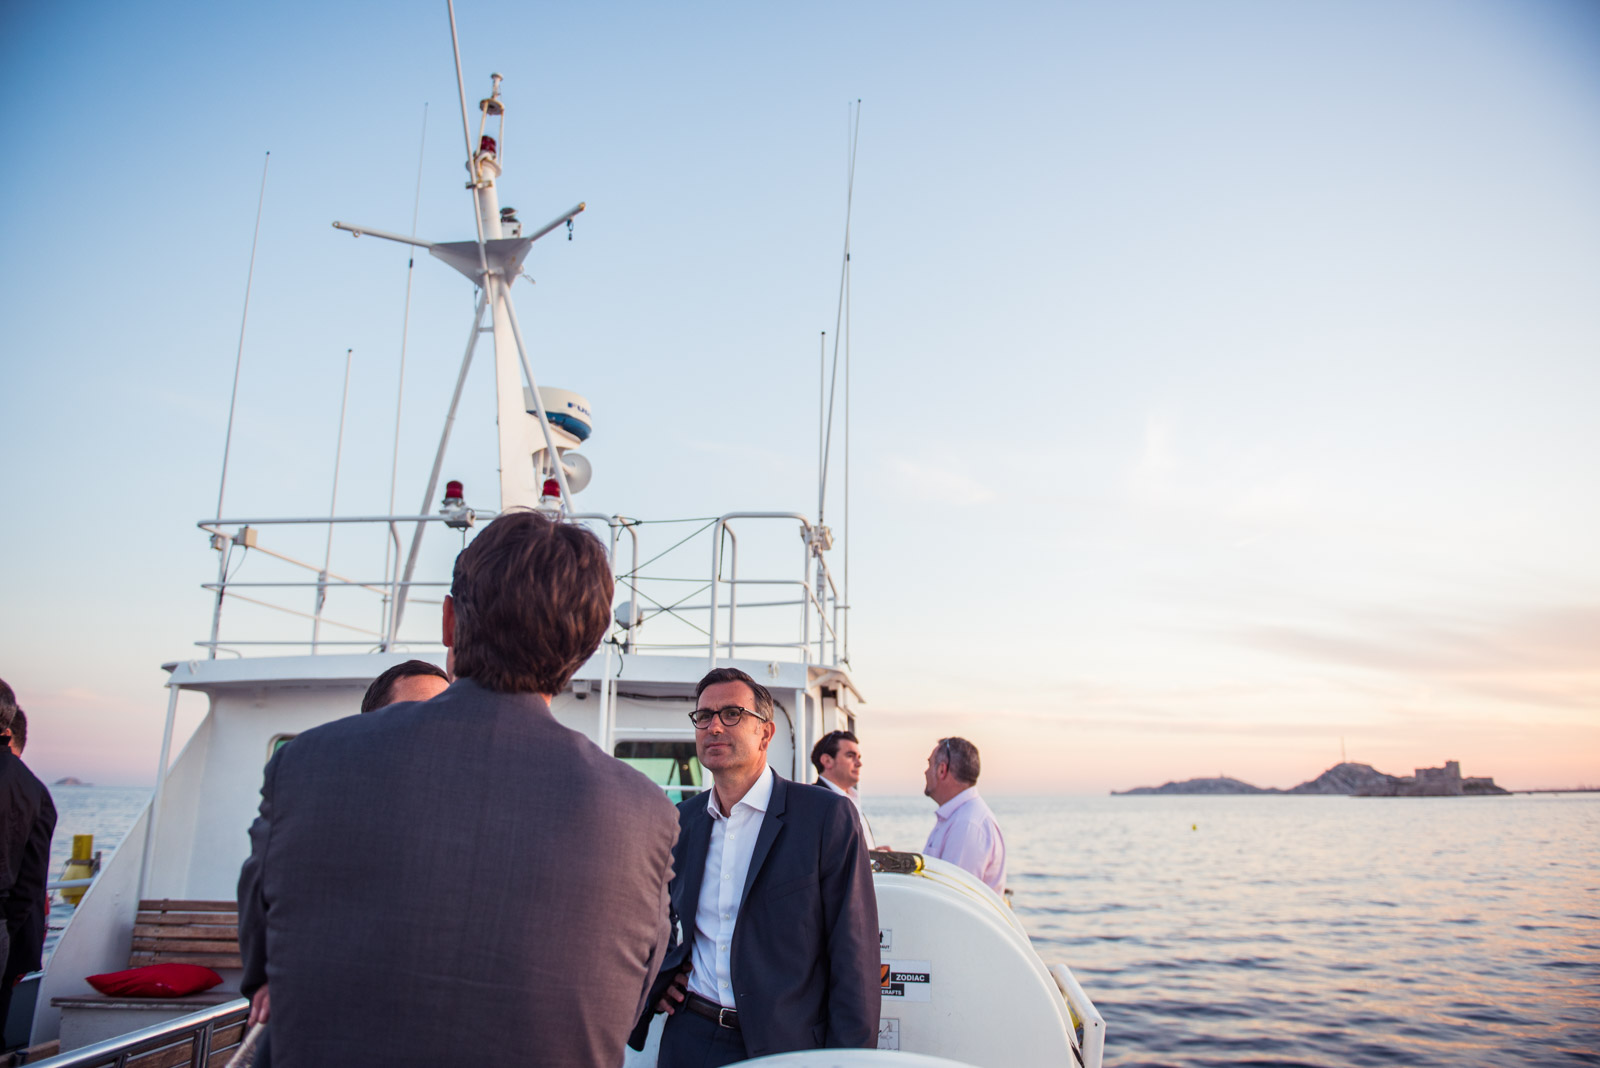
2,0,1596,794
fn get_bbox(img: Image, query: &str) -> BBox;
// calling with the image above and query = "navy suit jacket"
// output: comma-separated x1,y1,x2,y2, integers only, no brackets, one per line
629,772,880,1057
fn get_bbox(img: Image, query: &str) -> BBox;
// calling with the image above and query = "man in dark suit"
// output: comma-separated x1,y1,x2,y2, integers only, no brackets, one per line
358,659,449,713
0,685,55,1041
238,512,680,1067
629,667,880,1065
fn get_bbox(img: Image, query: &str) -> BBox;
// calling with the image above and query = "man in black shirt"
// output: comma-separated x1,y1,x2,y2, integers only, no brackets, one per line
0,680,56,1043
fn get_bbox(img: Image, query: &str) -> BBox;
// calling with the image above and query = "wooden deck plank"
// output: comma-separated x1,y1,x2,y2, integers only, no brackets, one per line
211,1021,245,1046
133,924,239,940
135,913,240,928
129,952,244,969
127,1041,200,1068
131,937,241,955
138,899,238,913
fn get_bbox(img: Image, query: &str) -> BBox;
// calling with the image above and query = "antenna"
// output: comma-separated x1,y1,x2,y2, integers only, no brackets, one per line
312,348,354,652
843,109,854,662
843,99,858,662
215,151,271,521
446,0,490,279
818,331,825,516
382,103,430,649
817,101,862,525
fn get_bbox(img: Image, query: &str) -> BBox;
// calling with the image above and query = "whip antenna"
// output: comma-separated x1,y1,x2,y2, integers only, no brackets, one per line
382,103,430,646
215,151,271,520
818,101,861,524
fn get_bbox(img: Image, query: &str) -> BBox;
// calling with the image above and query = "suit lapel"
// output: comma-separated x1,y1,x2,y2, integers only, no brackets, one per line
676,797,713,938
740,773,788,904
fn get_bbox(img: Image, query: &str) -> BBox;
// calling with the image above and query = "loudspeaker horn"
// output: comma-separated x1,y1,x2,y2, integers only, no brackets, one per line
559,451,593,494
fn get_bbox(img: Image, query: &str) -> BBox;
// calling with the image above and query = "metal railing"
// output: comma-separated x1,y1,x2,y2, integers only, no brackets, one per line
198,512,472,657
28,999,249,1068
199,509,848,668
583,511,846,668
47,877,95,892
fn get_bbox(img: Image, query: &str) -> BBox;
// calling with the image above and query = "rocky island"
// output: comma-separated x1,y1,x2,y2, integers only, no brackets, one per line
1114,760,1508,797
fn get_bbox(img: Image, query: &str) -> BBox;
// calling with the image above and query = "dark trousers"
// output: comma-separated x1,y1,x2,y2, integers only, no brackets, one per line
658,1005,748,1068
0,926,10,1047
253,1025,271,1067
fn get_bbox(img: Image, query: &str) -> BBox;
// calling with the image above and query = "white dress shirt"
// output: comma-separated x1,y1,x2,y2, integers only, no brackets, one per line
687,765,775,1007
818,775,877,851
922,786,1007,894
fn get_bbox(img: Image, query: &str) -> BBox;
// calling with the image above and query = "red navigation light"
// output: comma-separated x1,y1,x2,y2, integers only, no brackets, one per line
479,135,497,156
444,480,464,501
542,478,560,498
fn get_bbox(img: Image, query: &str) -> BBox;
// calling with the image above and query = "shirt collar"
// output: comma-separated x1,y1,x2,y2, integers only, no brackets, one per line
707,764,775,821
934,785,980,821
819,775,858,801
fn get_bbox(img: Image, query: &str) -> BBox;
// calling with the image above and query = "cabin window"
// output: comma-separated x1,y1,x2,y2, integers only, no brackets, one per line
614,741,704,802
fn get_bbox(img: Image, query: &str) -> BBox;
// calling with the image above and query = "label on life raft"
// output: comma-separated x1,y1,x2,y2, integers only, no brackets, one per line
877,1018,901,1050
879,960,932,1001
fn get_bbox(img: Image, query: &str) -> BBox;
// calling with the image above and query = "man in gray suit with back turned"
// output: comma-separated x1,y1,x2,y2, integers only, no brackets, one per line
238,511,679,1067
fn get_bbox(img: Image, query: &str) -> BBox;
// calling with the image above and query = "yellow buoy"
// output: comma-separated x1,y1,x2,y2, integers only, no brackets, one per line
60,834,96,906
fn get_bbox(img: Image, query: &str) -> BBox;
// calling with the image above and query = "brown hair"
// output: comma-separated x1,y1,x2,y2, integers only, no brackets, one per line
449,511,614,694
361,660,450,713
811,729,859,775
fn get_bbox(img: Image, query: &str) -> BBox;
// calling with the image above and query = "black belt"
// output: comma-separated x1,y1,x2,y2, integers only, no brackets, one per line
683,991,740,1031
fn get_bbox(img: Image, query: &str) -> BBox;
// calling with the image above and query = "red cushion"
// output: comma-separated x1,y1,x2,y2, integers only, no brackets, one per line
86,963,224,998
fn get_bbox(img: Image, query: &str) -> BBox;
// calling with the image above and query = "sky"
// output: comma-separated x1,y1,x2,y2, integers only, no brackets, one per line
2,0,1597,794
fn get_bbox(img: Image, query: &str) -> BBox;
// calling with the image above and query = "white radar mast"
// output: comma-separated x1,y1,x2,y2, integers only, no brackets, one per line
333,74,589,514
332,3,592,634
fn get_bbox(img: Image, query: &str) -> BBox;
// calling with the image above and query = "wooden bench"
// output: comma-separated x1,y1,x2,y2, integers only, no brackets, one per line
129,900,243,972
51,900,246,1054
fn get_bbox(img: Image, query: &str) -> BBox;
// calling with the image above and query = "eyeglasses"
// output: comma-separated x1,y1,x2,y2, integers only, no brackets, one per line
938,738,953,772
688,706,769,729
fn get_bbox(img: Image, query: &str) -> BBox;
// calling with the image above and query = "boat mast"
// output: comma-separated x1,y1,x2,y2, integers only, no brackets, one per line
335,4,590,637
457,74,550,512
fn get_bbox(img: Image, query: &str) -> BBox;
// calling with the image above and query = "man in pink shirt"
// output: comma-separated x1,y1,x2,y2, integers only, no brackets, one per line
921,736,1008,895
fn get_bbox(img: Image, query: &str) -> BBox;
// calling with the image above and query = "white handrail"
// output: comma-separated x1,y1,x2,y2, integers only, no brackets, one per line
198,509,849,668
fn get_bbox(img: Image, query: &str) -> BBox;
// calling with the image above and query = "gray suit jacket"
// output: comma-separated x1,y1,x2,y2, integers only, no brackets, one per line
238,680,679,1068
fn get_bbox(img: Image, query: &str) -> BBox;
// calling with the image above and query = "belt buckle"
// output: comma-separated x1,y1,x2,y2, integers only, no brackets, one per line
717,1006,737,1029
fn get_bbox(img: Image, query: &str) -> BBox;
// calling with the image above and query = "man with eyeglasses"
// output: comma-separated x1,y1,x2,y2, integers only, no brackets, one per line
922,736,1008,895
629,667,880,1066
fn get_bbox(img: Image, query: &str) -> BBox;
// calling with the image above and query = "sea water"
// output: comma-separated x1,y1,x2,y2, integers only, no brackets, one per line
870,793,1600,1067
44,785,152,961
45,787,1598,1065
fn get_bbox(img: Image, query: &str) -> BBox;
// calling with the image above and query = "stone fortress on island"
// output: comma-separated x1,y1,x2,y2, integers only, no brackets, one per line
1114,759,1510,797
